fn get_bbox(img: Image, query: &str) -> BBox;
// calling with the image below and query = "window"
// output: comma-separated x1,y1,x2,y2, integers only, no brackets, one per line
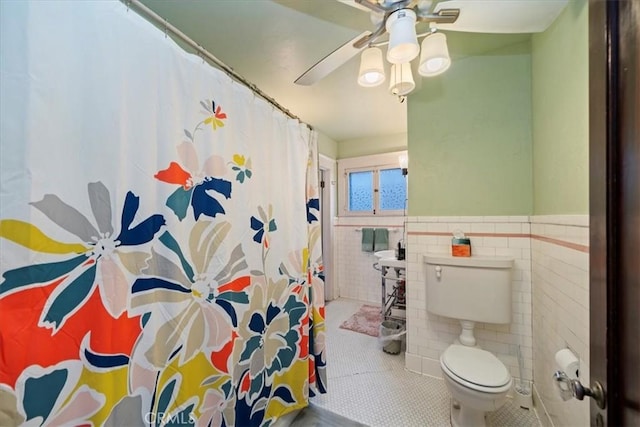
339,151,407,216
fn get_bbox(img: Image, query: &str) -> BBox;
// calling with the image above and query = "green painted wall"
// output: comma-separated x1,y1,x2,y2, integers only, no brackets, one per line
338,132,407,159
317,130,338,159
532,0,589,215
407,40,533,216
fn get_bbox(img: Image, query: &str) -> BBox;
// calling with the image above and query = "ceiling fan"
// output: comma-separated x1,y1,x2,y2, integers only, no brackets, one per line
294,0,568,87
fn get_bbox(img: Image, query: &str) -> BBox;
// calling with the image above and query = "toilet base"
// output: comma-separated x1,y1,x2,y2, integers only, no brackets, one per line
450,399,487,427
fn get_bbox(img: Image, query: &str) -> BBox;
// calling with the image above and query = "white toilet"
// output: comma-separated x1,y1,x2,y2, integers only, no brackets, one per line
424,254,514,427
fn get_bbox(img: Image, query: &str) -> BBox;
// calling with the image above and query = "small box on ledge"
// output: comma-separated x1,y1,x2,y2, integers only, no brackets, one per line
451,230,471,257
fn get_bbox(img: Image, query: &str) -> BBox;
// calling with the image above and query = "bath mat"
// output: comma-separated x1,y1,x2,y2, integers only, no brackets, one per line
339,304,381,337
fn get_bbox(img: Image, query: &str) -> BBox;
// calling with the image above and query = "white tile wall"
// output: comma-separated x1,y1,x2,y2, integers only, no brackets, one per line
334,216,405,304
405,216,534,385
530,216,590,427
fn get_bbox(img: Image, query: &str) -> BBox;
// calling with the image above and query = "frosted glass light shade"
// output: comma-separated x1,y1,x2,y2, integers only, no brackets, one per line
389,63,415,96
418,32,451,77
385,9,419,64
357,47,385,87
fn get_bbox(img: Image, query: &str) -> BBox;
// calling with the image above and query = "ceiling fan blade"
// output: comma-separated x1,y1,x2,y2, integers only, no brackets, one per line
433,0,568,33
335,0,374,12
353,0,390,15
295,31,372,86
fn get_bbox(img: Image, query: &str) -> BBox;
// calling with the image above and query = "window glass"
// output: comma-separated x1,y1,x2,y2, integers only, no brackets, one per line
338,152,408,216
348,170,373,212
379,168,406,211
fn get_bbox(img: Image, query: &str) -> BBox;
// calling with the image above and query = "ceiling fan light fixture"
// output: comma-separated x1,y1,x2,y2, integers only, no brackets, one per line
357,47,386,87
385,8,419,64
418,32,451,77
389,63,415,96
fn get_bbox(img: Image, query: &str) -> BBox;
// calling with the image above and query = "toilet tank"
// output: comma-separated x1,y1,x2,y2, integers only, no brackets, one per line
424,254,514,324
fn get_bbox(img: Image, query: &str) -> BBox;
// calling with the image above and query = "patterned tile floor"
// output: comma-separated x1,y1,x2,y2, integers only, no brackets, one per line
309,298,541,427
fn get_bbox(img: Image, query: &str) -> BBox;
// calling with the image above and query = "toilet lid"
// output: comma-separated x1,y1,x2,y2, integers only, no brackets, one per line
441,345,511,388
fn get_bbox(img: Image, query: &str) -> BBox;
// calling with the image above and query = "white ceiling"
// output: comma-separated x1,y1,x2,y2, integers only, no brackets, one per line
138,0,534,142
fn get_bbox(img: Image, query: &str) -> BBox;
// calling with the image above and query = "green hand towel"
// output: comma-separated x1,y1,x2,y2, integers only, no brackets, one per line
361,228,374,252
374,228,389,251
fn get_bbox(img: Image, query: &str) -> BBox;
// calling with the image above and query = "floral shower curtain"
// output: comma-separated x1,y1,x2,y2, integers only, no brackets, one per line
0,1,325,426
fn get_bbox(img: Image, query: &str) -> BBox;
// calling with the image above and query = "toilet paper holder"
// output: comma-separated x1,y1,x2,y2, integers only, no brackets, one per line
552,371,606,409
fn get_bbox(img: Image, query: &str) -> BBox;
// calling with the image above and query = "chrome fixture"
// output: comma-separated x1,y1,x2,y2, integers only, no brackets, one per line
552,371,606,409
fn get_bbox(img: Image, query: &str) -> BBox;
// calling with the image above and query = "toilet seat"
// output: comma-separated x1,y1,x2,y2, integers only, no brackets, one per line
441,345,512,393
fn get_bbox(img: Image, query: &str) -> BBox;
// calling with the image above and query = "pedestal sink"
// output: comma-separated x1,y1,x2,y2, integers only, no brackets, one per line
374,250,404,268
374,250,395,260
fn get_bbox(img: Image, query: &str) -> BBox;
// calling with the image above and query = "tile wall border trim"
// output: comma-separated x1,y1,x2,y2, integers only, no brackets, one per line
530,214,589,227
530,234,589,253
408,231,529,238
407,231,589,253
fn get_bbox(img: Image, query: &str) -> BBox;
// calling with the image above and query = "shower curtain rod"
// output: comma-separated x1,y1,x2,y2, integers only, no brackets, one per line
122,0,310,129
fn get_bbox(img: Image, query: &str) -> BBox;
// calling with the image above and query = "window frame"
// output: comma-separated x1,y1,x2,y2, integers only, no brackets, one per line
338,151,408,217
